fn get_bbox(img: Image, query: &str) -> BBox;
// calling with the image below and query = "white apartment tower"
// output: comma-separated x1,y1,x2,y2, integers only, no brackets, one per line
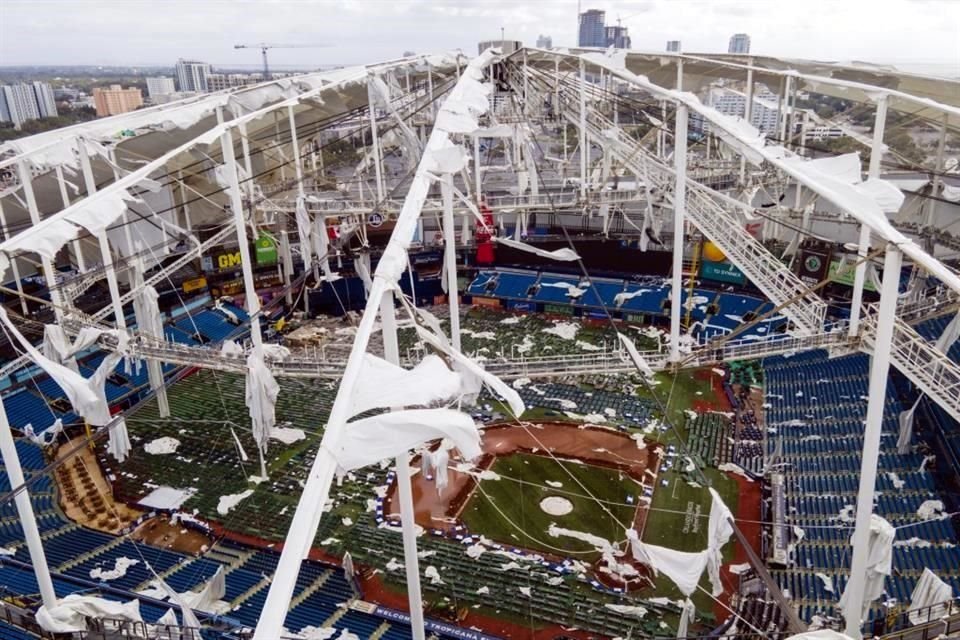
666,40,681,52
0,83,42,128
709,87,779,134
175,59,212,93
728,33,751,54
146,76,176,99
32,82,57,118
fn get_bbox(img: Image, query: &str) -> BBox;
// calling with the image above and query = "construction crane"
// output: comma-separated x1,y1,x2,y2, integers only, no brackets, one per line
233,43,326,81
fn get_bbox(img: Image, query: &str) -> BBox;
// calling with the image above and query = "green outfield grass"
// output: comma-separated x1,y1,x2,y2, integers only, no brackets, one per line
460,453,641,560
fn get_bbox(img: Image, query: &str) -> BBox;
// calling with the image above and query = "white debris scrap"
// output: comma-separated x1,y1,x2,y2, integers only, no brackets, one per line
385,558,404,572
216,489,254,515
605,604,648,619
718,462,753,481
542,321,579,340
425,566,444,585
144,437,180,455
887,472,905,490
512,377,531,389
268,426,307,444
547,524,614,553
89,557,139,582
917,500,946,520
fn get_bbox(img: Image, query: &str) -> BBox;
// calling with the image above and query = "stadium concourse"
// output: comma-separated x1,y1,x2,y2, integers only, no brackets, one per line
0,45,959,640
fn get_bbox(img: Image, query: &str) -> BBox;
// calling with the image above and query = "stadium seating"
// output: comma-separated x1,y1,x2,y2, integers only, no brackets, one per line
465,269,788,343
762,350,960,625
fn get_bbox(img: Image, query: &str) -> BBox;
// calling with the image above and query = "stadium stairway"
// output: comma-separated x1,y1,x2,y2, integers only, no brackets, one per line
552,93,827,334
288,567,335,609
55,533,126,572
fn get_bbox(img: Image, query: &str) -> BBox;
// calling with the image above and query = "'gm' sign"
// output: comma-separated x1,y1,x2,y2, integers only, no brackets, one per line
217,252,243,270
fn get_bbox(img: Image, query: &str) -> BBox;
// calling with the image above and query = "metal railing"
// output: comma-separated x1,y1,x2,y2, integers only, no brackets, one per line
861,304,960,420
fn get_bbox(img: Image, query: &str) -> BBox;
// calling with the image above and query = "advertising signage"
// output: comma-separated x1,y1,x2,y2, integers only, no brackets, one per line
828,259,877,291
700,260,746,285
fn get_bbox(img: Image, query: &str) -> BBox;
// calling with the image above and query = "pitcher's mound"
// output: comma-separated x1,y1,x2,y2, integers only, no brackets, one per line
540,496,574,516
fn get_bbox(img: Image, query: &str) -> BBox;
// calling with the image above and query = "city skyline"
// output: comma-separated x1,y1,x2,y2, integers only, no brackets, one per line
0,0,956,74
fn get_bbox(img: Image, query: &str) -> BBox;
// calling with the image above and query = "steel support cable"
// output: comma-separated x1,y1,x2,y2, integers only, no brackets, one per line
0,74,460,241
507,61,714,487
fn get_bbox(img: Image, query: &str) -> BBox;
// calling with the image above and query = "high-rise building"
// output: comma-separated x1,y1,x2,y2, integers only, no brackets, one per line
536,34,553,49
93,85,143,116
0,83,42,128
708,87,779,134
605,25,631,49
146,76,176,99
666,40,682,52
728,33,751,54
206,73,263,92
578,9,606,47
175,59,212,93
32,82,57,118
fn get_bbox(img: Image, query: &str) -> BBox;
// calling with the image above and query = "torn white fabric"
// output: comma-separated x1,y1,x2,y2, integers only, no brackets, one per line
628,530,709,597
245,351,280,452
133,285,164,339
784,633,857,640
43,325,103,363
155,608,181,638
107,416,132,464
333,409,480,473
705,487,735,596
24,418,64,447
90,556,139,581
221,340,244,357
36,595,143,633
217,490,254,515
296,196,313,269
908,567,953,625
617,333,655,379
355,252,373,296
540,281,586,298
154,574,202,629
188,566,225,612
64,188,141,235
262,344,290,361
677,598,696,639
897,395,923,455
0,309,129,438
934,312,960,354
423,444,451,493
414,323,525,417
313,210,331,277
494,237,579,261
349,353,462,417
627,489,734,597
917,500,946,520
838,514,895,620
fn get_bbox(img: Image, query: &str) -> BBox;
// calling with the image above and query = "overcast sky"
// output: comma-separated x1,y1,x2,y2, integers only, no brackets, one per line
1,0,957,73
